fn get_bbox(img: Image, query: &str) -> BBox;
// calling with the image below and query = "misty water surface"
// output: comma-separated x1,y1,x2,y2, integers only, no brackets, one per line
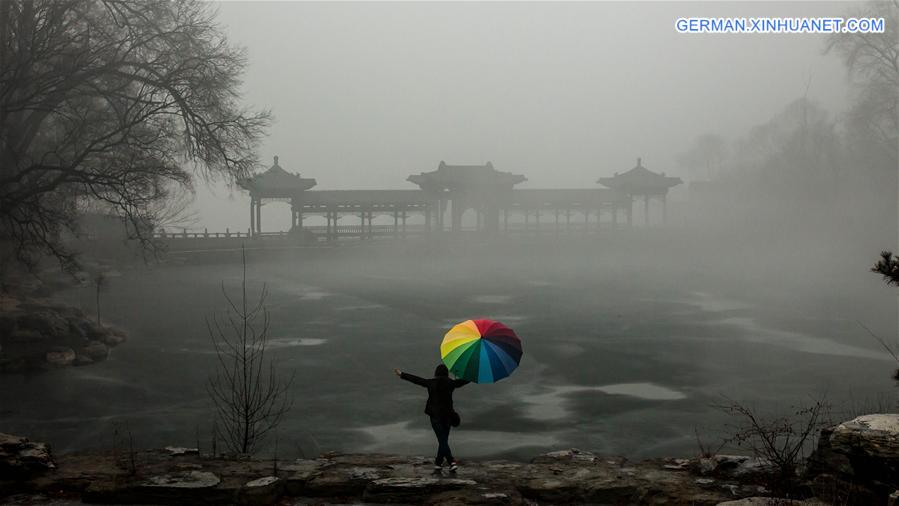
0,232,895,460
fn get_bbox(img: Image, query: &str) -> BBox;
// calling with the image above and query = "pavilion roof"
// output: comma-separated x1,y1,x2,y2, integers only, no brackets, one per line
407,161,526,189
597,158,682,194
237,156,317,197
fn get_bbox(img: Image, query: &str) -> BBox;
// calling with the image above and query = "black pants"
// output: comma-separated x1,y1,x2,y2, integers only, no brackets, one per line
430,416,453,466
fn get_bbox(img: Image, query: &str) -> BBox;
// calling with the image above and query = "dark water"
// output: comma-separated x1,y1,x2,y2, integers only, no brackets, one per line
1,232,896,460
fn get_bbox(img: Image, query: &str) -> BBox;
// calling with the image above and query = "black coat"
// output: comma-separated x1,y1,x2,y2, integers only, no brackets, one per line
400,372,469,420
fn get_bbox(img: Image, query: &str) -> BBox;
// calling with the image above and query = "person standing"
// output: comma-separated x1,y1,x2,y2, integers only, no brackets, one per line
394,364,469,471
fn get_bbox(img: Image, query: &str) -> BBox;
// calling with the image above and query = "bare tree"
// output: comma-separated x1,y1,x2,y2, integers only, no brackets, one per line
827,0,899,162
0,0,269,273
206,247,293,456
714,396,831,496
676,133,728,181
94,271,107,326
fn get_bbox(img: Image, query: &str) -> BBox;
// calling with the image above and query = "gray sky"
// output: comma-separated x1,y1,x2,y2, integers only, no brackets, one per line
191,1,853,231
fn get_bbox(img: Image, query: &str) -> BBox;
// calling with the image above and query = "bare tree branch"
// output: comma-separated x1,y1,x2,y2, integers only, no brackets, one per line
206,246,294,456
0,0,270,274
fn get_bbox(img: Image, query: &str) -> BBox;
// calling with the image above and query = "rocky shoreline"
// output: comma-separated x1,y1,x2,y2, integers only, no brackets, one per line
1,414,897,505
0,295,127,373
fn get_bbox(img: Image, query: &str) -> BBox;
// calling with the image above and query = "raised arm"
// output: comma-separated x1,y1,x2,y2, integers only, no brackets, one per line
396,370,429,387
452,379,470,388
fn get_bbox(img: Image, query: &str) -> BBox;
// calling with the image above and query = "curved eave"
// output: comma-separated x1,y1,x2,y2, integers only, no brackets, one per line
598,176,683,192
236,178,317,195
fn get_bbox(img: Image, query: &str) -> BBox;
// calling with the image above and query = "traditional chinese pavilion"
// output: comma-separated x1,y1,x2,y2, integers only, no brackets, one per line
598,157,682,225
407,161,527,233
236,156,317,235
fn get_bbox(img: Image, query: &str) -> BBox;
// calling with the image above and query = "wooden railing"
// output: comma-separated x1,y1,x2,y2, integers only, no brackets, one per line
152,221,626,241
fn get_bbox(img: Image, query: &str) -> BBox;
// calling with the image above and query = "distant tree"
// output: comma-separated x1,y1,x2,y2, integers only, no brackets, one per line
0,0,269,273
206,247,293,456
676,133,728,181
827,0,899,164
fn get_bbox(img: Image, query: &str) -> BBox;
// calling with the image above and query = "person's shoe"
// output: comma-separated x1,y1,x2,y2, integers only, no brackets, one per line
449,461,459,472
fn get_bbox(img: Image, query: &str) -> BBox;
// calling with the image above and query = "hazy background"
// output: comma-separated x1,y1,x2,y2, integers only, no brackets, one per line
3,1,896,462
193,1,854,232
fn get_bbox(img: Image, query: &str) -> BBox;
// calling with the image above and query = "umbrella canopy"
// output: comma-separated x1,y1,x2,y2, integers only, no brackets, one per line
440,319,522,384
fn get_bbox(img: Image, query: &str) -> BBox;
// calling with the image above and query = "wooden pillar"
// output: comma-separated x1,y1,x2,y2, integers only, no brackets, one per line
503,208,509,233
256,200,262,235
425,204,432,233
250,197,256,236
535,209,540,235
368,211,373,238
644,195,650,227
402,210,407,238
627,205,633,227
451,199,463,233
326,211,332,241
612,207,619,227
662,195,668,225
360,211,365,239
584,208,589,232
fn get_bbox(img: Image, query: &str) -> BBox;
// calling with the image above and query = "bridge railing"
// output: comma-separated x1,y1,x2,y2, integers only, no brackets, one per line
152,221,627,241
153,228,274,239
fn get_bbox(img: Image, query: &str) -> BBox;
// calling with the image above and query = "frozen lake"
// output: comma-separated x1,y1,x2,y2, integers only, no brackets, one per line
1,234,895,460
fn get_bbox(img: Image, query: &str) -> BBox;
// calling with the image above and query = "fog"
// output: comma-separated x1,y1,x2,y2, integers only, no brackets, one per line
2,1,897,464
194,1,852,232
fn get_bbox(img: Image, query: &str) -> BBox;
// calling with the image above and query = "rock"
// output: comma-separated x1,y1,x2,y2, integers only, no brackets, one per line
66,320,87,340
143,470,221,488
303,465,385,497
425,488,523,506
363,477,477,502
718,498,830,506
516,476,585,503
663,457,692,471
700,454,771,479
807,413,899,505
45,347,75,367
281,459,323,496
73,355,94,366
17,312,70,340
103,325,128,344
0,433,56,479
103,332,127,347
0,313,17,337
240,476,283,505
111,470,232,504
7,329,44,343
531,448,597,464
77,319,106,339
80,341,108,361
164,446,199,457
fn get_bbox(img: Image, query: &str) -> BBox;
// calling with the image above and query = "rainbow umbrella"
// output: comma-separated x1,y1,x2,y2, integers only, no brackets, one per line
440,319,522,384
